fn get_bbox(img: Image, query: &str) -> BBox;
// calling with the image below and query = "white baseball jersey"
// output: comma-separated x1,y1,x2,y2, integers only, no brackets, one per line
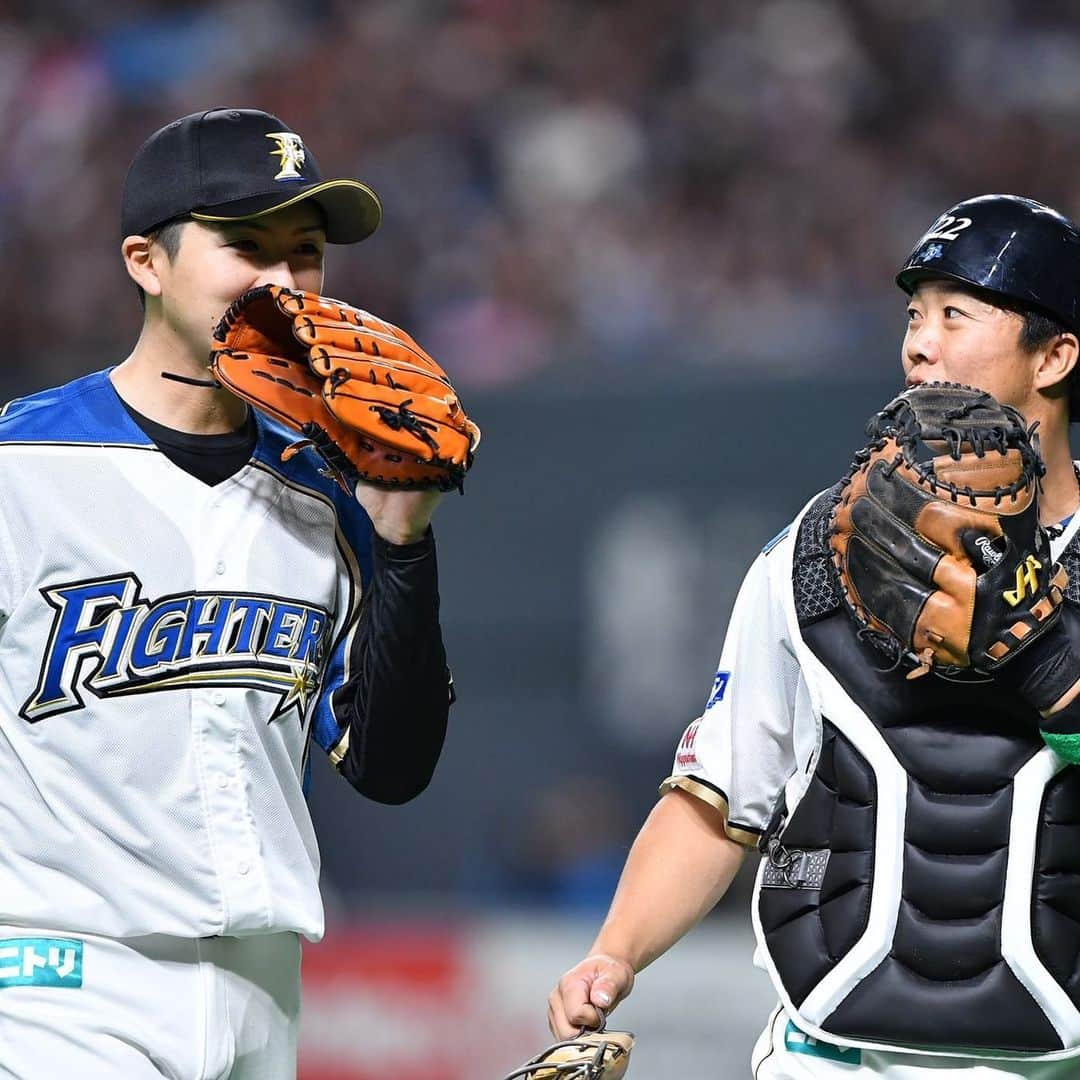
660,519,814,848
0,369,371,941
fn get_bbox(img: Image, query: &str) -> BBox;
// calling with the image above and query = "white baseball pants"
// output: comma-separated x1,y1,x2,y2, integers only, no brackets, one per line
0,924,301,1079
752,1005,1080,1080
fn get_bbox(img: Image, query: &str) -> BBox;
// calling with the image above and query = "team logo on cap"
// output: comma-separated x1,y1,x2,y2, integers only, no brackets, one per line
266,132,306,181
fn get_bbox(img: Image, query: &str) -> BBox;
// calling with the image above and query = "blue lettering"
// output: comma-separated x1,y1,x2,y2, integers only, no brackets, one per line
24,576,332,723
230,598,275,655
176,596,231,662
97,606,139,681
29,579,132,714
130,599,189,672
293,611,326,665
262,603,306,660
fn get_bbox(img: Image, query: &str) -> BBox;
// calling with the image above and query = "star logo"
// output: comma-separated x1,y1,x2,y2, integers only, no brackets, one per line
273,660,319,719
919,242,945,263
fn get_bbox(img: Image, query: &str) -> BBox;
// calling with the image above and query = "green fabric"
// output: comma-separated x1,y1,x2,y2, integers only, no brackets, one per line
783,1022,862,1064
1040,729,1080,763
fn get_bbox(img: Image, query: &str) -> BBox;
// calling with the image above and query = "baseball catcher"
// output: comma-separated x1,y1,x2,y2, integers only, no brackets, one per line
548,195,1080,1077
501,1028,634,1080
209,284,480,493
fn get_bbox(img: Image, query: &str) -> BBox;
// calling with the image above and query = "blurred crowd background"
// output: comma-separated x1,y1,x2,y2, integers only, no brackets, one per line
4,0,1079,393
5,0,1080,1074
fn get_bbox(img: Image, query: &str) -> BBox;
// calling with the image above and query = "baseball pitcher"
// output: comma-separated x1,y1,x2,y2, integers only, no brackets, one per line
0,107,476,1078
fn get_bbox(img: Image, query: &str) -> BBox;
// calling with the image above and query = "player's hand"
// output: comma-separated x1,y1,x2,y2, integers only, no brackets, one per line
354,484,444,546
548,954,635,1040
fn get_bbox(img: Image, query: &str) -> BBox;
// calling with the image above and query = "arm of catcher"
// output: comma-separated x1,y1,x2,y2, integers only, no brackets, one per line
991,616,1080,762
1038,677,1080,763
548,788,746,1039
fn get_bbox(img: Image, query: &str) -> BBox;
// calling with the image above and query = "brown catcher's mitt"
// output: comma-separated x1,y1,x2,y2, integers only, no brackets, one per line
501,1030,634,1080
209,285,479,492
829,382,1067,679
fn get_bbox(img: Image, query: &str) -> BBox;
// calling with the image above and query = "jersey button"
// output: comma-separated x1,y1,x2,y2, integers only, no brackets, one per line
211,691,226,706
237,861,250,876
215,562,226,575
215,773,229,789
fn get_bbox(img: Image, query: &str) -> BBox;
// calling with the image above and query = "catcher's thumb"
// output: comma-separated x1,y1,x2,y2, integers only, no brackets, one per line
587,955,635,1009
591,979,616,1010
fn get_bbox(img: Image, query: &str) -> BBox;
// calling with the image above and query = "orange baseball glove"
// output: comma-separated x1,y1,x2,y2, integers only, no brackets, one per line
209,285,479,492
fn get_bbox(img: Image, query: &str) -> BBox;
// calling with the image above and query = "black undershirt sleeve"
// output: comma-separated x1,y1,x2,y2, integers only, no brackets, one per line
333,528,452,804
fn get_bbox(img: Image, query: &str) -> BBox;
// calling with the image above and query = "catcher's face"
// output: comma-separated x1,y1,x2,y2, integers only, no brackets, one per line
902,281,1039,411
152,201,326,359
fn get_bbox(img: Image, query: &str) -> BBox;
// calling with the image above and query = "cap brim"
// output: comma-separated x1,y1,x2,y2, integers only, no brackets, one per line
190,179,381,244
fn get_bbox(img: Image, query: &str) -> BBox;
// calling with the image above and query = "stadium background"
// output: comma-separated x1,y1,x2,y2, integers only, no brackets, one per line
4,1,1077,1074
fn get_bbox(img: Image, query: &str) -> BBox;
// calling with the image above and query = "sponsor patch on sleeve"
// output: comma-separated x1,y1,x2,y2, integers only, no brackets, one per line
675,720,701,769
706,670,730,708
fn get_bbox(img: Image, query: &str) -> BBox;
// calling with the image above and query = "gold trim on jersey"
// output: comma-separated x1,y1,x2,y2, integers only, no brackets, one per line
328,726,350,768
658,775,761,848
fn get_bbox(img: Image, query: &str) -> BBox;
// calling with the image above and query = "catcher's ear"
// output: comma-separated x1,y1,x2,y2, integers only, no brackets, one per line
1033,331,1080,397
121,234,163,298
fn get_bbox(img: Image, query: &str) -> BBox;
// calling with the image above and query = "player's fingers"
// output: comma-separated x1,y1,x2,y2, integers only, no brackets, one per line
548,989,579,1041
590,973,621,1012
550,971,595,1037
549,955,633,1037
549,982,605,1040
588,956,635,1014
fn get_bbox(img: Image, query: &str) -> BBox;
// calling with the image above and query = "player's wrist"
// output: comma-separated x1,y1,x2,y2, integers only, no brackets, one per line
371,523,435,550
584,944,639,979
991,617,1080,714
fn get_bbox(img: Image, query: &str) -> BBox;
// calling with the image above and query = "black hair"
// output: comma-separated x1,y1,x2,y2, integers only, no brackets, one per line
134,217,189,310
991,296,1079,421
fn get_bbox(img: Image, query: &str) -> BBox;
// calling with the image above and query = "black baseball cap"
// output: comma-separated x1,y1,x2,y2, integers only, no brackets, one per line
121,107,382,244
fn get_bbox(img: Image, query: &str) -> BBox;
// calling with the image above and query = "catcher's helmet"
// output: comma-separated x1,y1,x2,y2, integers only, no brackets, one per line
897,194,1080,336
897,194,1080,419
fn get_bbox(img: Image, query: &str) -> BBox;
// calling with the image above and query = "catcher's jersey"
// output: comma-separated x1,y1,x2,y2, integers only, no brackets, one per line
664,486,1080,1061
0,370,372,940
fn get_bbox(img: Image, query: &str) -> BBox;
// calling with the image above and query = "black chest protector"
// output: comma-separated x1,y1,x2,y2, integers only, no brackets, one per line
757,485,1080,1055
